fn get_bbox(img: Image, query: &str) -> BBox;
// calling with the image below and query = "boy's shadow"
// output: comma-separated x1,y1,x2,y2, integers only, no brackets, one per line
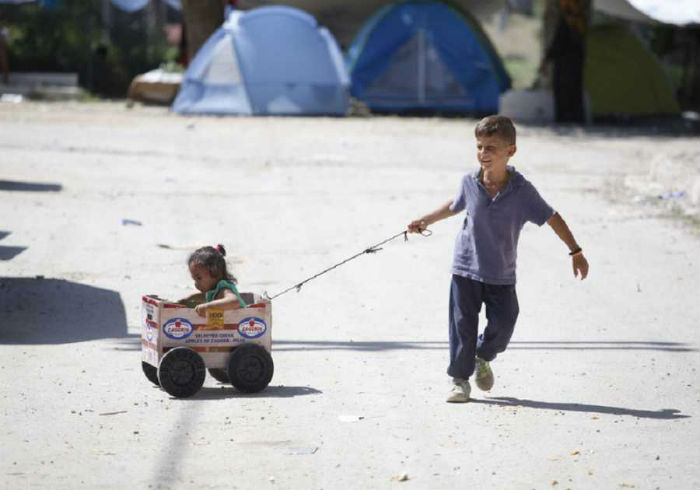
472,396,688,420
188,385,322,400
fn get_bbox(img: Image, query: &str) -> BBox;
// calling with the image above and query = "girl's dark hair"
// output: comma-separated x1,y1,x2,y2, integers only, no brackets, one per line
188,244,237,284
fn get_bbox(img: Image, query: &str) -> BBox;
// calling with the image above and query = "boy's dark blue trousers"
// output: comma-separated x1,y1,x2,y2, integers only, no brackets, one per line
447,274,520,380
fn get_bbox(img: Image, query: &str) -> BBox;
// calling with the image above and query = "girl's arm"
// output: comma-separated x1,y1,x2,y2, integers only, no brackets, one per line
547,212,589,280
194,288,241,316
408,200,459,233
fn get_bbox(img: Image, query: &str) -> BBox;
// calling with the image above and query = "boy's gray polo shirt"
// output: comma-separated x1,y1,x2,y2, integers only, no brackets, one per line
449,166,554,285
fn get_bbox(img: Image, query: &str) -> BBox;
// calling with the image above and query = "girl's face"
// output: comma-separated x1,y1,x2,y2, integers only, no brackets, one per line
189,263,219,293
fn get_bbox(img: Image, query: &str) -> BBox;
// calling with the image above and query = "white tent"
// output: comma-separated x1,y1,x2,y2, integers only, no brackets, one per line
594,0,700,26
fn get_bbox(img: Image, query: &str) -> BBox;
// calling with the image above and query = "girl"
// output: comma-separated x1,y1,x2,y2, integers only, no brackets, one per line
180,245,247,315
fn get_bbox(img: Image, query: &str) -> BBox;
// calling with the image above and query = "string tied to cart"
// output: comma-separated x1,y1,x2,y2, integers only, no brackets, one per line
265,228,432,301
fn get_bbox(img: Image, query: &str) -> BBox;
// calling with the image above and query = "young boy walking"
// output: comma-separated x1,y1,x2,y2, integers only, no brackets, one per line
408,115,589,403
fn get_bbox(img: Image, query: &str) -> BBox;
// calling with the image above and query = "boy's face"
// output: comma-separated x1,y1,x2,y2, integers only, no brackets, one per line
476,134,516,172
189,264,218,293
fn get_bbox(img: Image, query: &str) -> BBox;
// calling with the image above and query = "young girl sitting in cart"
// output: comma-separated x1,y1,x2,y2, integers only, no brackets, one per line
179,245,247,315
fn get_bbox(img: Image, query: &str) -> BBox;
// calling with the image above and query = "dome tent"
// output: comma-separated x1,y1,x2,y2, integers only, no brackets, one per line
346,0,511,114
172,6,349,116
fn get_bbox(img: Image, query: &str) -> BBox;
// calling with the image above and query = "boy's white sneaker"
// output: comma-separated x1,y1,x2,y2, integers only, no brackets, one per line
475,357,494,391
446,379,471,403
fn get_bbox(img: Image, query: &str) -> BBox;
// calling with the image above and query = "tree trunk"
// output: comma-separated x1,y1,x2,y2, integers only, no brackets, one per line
541,0,591,123
180,0,226,64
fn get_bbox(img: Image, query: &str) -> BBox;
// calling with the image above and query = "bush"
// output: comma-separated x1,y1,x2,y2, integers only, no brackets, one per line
1,0,173,97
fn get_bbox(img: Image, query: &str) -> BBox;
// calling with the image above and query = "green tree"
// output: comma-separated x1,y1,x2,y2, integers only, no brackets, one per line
0,0,171,96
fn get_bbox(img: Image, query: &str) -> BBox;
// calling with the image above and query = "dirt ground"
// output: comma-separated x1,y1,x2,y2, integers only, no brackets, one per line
1,101,699,490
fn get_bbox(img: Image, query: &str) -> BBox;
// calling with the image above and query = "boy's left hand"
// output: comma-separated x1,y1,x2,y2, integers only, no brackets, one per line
194,303,208,317
573,254,589,280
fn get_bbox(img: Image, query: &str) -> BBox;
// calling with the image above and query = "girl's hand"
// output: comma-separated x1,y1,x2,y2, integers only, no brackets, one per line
573,254,589,280
194,303,208,317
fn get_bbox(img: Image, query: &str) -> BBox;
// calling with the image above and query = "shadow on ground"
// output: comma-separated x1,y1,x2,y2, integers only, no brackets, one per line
0,230,27,261
0,277,128,344
0,180,62,192
270,339,696,353
139,384,322,400
472,396,689,420
0,246,26,260
191,385,322,400
114,338,697,352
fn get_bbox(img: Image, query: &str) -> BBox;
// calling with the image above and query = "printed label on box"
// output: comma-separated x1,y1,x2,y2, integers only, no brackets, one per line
163,317,194,340
184,330,241,345
238,317,267,339
142,347,158,365
207,309,225,328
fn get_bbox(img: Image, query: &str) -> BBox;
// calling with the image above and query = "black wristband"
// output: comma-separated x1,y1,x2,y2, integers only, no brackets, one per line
569,247,583,256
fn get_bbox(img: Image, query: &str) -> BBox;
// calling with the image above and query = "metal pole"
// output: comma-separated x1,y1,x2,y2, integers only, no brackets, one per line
418,28,425,105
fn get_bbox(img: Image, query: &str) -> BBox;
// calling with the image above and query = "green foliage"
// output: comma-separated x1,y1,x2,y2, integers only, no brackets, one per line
0,0,173,97
1,1,100,70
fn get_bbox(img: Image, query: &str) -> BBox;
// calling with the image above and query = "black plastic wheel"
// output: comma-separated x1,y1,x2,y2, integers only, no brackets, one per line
142,361,160,386
208,368,230,384
157,347,205,398
227,343,274,393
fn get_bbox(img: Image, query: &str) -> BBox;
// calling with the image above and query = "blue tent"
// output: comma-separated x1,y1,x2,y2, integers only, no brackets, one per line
172,6,349,116
346,1,511,114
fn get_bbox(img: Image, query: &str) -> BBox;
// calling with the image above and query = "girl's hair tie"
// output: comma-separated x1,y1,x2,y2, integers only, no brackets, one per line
215,244,226,256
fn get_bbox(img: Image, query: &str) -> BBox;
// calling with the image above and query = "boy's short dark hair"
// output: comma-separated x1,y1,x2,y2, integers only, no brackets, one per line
474,115,516,145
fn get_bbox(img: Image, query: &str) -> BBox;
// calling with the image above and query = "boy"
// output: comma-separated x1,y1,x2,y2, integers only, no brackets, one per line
407,115,588,403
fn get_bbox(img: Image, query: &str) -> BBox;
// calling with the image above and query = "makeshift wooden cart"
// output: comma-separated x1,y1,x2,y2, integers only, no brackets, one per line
141,293,273,398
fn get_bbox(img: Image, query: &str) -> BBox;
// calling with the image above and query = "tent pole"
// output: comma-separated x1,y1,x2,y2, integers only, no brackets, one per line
418,28,425,105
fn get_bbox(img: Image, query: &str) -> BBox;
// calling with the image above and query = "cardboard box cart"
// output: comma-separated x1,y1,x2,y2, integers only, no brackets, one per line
141,293,273,398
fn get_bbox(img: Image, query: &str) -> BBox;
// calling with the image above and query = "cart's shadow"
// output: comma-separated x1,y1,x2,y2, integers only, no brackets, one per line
189,385,322,400
470,396,689,420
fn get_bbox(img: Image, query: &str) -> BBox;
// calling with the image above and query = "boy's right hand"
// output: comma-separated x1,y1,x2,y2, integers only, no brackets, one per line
407,219,428,233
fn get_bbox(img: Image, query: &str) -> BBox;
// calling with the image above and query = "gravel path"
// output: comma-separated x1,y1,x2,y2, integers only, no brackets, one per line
1,102,698,490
